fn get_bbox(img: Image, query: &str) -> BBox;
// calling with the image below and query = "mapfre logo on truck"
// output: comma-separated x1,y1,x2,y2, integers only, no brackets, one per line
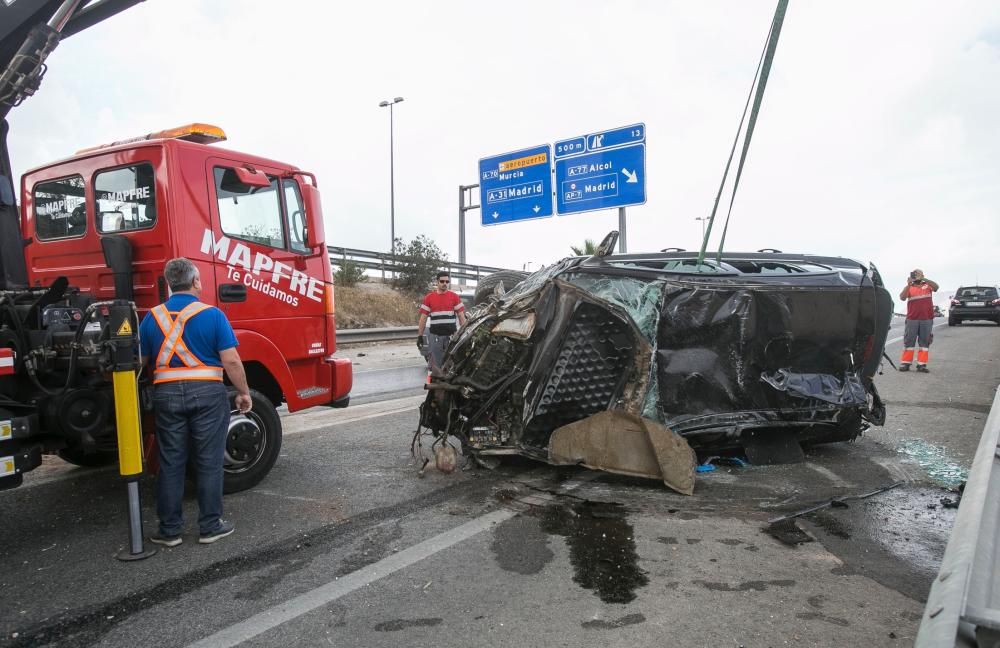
201,230,323,307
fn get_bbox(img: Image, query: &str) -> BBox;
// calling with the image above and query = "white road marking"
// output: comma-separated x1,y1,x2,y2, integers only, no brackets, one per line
282,395,424,436
804,463,853,489
185,477,591,648
884,321,947,346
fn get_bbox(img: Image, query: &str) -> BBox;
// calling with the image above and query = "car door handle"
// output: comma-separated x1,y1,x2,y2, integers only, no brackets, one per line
219,283,247,303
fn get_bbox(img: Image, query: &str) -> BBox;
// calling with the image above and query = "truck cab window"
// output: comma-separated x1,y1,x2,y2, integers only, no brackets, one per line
282,179,309,254
215,167,285,249
34,175,86,240
95,164,157,233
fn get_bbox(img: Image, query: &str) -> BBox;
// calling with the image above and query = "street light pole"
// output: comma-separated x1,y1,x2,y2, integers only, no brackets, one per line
378,96,404,255
695,216,708,242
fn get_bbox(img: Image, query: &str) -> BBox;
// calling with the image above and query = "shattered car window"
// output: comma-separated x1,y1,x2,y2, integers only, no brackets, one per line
562,273,662,342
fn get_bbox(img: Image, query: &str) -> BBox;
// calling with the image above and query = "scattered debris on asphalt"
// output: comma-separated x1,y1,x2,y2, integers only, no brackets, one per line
765,519,814,546
766,481,904,525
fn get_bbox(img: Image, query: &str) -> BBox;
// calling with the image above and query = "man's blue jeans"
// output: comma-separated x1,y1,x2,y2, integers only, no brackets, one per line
153,381,230,536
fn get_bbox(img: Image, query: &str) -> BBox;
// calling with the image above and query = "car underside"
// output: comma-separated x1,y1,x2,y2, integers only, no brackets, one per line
419,235,893,492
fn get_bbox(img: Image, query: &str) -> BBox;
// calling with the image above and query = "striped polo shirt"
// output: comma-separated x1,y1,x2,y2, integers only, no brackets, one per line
420,290,465,335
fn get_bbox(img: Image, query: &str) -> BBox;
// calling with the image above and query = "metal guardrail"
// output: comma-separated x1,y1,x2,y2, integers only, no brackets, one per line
916,385,1000,647
328,246,509,284
336,326,417,344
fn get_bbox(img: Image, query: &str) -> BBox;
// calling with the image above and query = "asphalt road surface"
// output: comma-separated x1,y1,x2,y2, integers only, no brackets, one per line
2,317,998,647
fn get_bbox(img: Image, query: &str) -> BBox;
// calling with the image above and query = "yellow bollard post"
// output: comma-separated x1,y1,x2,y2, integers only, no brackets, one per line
110,299,156,561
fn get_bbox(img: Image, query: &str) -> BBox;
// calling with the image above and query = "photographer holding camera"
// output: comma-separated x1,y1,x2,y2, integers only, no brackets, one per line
898,268,939,372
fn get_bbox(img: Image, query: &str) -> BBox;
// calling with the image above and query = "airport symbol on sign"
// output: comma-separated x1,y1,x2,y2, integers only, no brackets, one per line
554,123,646,216
478,145,554,226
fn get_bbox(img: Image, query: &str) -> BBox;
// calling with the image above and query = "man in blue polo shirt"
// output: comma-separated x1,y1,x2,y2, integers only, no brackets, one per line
139,257,252,547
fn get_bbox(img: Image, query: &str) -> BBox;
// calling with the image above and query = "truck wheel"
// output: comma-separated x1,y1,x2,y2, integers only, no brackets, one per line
474,270,530,306
223,388,282,494
57,447,117,467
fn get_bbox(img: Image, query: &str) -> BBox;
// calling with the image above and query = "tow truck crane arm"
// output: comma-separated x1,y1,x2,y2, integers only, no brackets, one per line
1,0,143,114
0,0,140,289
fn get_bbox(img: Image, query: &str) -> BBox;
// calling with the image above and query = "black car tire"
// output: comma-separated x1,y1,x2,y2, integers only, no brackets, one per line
474,270,530,306
222,388,282,494
948,316,959,326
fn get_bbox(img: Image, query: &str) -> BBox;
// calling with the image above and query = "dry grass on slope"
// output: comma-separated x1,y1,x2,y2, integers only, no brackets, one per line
334,283,421,329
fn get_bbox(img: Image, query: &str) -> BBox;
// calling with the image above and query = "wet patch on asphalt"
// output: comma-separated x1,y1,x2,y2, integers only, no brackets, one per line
374,618,443,631
796,611,850,627
491,516,554,575
336,521,405,574
490,497,649,604
799,485,956,601
581,613,646,630
692,579,796,592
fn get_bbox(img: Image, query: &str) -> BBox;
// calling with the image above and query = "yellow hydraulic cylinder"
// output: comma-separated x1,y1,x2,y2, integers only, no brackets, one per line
109,299,155,561
113,369,143,478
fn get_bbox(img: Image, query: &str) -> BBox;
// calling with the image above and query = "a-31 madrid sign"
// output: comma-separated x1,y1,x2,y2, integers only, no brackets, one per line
478,145,553,226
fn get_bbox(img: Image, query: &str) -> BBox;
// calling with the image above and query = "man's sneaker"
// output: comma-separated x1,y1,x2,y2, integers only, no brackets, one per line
899,364,910,372
199,520,235,544
150,532,183,548
917,365,929,373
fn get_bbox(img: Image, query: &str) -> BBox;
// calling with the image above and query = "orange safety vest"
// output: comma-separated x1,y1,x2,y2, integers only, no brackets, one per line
150,302,224,384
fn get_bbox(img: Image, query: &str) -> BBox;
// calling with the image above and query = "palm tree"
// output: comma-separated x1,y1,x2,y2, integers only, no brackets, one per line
570,239,598,256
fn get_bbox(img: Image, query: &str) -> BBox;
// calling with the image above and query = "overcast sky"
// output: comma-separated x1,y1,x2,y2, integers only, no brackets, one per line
8,0,1000,306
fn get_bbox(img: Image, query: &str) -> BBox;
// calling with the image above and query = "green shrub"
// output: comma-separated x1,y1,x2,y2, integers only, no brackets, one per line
334,259,367,287
391,235,447,294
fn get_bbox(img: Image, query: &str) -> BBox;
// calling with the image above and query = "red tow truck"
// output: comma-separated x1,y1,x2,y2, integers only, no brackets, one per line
0,1,351,491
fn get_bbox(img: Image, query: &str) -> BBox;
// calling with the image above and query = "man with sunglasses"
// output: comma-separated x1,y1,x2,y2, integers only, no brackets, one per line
417,271,466,372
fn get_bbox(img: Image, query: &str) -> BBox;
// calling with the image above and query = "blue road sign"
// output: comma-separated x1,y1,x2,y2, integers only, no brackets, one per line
554,123,646,215
478,145,553,226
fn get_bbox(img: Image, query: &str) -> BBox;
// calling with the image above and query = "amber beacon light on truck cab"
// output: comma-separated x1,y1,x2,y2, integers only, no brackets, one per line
0,119,352,492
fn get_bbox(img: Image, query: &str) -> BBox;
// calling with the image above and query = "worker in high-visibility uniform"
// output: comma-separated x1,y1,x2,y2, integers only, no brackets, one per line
138,257,252,547
898,268,939,373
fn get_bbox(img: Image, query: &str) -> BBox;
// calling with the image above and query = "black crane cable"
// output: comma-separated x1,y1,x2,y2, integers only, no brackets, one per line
696,0,789,268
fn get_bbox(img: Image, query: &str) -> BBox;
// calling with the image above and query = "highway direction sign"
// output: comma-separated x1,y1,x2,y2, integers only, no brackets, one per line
478,145,554,226
554,123,646,215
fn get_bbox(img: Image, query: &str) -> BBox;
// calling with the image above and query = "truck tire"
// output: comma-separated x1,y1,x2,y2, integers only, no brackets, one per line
223,388,282,494
474,270,530,306
57,447,117,468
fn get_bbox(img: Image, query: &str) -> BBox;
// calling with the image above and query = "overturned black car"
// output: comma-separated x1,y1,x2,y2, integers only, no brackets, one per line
419,234,893,492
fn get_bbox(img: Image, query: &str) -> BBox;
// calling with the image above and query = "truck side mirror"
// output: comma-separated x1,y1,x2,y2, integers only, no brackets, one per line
299,182,326,250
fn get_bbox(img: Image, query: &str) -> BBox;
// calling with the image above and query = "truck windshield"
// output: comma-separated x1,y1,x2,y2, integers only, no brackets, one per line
214,167,286,249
